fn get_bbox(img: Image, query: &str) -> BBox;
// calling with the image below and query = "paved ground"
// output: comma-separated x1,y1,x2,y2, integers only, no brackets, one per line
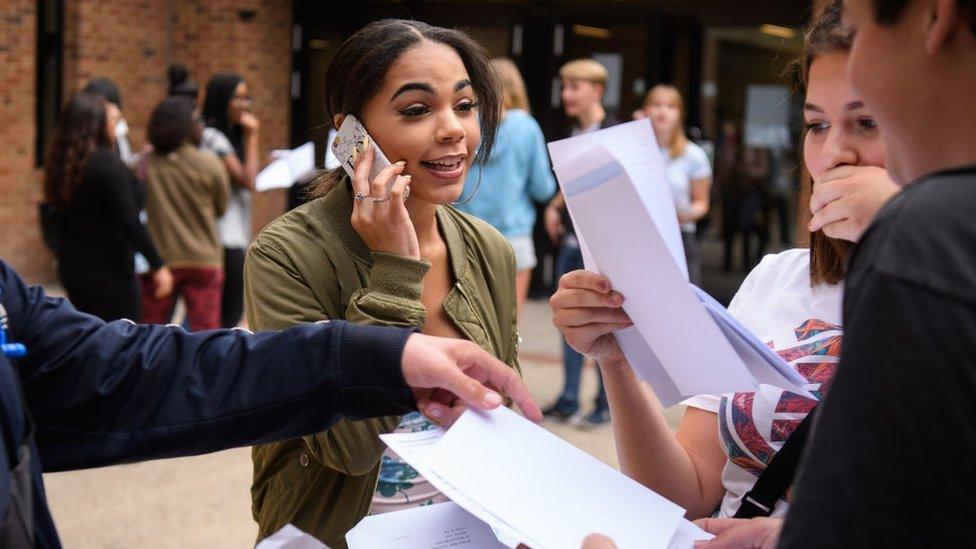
42,233,765,547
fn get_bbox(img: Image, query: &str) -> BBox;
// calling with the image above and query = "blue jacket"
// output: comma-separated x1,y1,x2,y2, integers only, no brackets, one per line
0,259,415,548
458,109,557,238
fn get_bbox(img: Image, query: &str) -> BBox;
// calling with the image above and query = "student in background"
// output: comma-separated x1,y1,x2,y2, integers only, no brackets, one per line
541,58,618,428
734,145,773,271
715,121,744,272
42,92,172,321
141,97,229,330
640,85,713,285
458,58,557,316
83,77,136,167
202,72,260,328
551,0,899,523
167,63,199,102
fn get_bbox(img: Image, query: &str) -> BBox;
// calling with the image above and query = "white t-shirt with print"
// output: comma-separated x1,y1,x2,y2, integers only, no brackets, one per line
684,248,843,518
662,141,712,234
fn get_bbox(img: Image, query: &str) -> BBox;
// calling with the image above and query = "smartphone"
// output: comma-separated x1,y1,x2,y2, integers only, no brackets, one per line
331,114,393,194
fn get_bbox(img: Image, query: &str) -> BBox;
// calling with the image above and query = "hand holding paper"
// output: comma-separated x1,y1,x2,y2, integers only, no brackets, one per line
401,334,543,426
550,270,632,365
547,120,813,405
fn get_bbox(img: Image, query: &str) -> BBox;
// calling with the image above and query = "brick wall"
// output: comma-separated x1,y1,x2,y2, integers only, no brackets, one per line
0,2,48,282
170,0,293,241
63,0,172,153
0,0,293,284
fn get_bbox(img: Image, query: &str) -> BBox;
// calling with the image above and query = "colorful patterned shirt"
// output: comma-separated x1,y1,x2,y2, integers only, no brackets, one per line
369,412,450,514
684,249,843,518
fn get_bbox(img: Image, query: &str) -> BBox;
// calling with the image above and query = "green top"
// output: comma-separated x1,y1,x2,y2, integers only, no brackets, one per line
244,179,519,547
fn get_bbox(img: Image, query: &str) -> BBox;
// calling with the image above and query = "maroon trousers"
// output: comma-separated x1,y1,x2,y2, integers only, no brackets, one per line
140,267,224,331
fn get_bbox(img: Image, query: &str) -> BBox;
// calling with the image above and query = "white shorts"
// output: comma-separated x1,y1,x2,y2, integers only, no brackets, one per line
508,235,537,271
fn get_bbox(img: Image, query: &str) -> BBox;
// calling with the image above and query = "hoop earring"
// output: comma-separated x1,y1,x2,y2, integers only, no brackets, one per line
451,163,483,206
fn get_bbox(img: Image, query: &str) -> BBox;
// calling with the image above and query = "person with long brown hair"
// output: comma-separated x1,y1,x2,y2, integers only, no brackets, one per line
42,91,172,321
201,72,260,329
550,0,898,522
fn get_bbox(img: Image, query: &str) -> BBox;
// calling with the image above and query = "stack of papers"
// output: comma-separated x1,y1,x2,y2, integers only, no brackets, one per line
547,120,813,406
347,407,713,549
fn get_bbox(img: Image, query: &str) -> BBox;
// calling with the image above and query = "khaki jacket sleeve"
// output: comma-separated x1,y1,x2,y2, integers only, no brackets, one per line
504,246,521,373
345,251,431,327
244,238,423,476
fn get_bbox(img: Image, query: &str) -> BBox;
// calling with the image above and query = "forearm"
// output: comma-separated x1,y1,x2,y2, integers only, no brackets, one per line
548,191,566,212
678,199,709,223
243,132,260,189
679,178,711,223
601,359,716,517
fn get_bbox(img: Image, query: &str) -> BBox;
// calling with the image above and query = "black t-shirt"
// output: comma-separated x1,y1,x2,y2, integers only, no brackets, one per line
780,167,976,547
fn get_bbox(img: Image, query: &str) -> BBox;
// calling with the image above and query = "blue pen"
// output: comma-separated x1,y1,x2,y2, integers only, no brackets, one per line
0,289,27,358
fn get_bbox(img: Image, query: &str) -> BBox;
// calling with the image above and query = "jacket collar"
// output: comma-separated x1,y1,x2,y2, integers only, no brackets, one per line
321,178,469,282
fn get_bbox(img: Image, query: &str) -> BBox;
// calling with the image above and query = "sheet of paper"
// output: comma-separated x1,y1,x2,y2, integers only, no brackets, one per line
548,119,687,280
256,142,315,191
346,502,507,549
380,430,528,548
613,326,682,405
256,524,328,549
424,407,685,549
692,286,815,399
554,145,759,402
668,520,715,549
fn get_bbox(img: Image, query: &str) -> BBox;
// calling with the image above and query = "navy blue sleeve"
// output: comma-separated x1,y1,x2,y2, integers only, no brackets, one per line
0,260,416,472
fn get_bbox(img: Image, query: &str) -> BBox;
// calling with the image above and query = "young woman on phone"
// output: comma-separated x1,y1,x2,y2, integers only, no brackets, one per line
243,20,521,547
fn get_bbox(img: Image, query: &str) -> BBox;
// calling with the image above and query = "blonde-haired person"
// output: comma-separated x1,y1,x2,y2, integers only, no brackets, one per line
542,58,620,426
639,84,712,285
458,58,556,316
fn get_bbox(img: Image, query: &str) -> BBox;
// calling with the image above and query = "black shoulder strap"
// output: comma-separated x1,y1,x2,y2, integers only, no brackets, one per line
733,406,817,519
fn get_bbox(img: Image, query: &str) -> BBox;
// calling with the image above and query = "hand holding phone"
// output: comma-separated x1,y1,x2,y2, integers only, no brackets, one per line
332,115,394,196
342,123,419,260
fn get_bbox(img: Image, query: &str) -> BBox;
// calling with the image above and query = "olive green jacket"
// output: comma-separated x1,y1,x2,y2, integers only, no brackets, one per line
244,180,519,548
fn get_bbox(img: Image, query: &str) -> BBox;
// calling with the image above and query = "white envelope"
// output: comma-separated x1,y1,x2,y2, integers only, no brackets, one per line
347,502,507,549
548,122,812,404
383,408,686,549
